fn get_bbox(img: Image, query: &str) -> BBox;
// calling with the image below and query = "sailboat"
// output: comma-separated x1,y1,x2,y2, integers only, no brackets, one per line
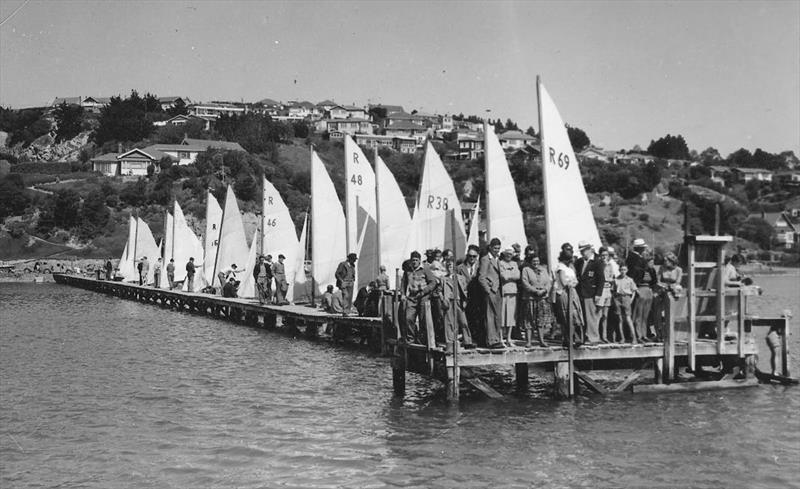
484,122,527,248
169,201,206,291
203,190,223,286
159,211,174,288
117,215,137,281
344,135,379,290
261,176,299,301
374,153,412,289
292,213,310,303
405,141,467,258
311,149,346,296
537,77,601,267
211,185,250,289
466,196,481,248
237,236,259,298
132,216,160,285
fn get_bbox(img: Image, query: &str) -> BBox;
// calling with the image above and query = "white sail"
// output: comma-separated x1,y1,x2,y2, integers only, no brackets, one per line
237,235,259,298
537,78,601,268
135,217,161,285
118,215,137,280
466,196,481,248
159,212,174,288
375,154,412,289
261,176,299,301
311,150,346,296
173,201,205,284
344,135,379,289
405,141,467,257
212,186,250,288
203,190,223,285
485,123,528,248
292,213,310,303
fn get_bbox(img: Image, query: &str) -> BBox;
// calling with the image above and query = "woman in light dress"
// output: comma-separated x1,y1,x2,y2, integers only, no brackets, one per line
498,248,521,347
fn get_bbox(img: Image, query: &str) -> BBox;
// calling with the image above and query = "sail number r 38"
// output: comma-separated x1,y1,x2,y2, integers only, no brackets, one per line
427,195,449,210
548,147,570,170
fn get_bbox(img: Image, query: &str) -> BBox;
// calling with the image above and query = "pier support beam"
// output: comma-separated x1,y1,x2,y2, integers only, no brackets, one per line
654,358,664,384
446,366,460,401
554,361,572,399
392,352,406,397
515,362,529,390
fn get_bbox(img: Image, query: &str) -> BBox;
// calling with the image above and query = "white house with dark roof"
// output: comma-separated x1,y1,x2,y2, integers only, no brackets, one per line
51,96,111,113
316,118,373,138
732,167,773,183
91,148,176,176
327,105,368,120
384,120,427,143
498,130,537,150
189,102,246,120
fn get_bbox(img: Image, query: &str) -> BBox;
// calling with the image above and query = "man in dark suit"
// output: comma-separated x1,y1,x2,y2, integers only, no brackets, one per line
335,253,357,314
574,240,605,344
456,244,482,346
478,237,504,349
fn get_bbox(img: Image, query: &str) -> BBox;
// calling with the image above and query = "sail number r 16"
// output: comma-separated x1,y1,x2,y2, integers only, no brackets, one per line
548,147,570,170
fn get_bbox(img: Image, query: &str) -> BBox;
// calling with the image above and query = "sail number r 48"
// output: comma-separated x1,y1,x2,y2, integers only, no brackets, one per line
548,147,570,170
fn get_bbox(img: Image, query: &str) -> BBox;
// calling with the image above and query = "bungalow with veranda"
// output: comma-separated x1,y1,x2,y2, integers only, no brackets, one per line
91,148,176,177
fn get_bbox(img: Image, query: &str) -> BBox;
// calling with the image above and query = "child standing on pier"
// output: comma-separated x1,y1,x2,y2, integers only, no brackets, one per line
613,265,637,344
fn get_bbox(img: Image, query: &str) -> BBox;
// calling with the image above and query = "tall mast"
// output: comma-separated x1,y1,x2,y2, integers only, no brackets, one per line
132,211,139,270
373,147,382,277
536,75,553,270
309,145,316,306
484,120,492,241
170,199,176,260
344,143,352,255
261,176,266,257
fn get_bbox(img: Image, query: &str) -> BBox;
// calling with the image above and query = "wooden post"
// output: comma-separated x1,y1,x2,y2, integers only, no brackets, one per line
554,362,571,399
566,286,575,397
782,316,791,377
423,301,435,373
515,362,529,390
687,240,696,371
663,295,675,383
716,243,725,355
392,350,406,396
737,289,745,359
654,357,664,384
714,202,720,235
447,362,460,401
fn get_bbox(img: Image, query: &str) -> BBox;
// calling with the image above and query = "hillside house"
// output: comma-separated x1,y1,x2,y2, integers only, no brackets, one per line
317,119,374,138
158,96,190,111
774,171,800,187
91,148,176,177
326,105,368,120
285,101,320,119
189,102,246,120
180,137,246,153
753,210,800,249
709,165,732,186
316,100,338,112
384,120,427,144
353,134,417,153
384,111,427,128
732,167,773,183
618,153,655,165
577,146,618,163
454,132,484,160
498,130,536,150
51,96,111,113
153,114,211,130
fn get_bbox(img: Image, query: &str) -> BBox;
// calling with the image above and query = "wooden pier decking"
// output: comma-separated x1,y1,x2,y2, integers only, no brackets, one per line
52,271,791,402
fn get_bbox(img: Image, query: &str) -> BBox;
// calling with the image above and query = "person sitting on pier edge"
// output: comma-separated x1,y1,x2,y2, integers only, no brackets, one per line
222,276,238,298
626,238,656,342
375,265,390,291
478,237,505,349
166,258,175,289
553,249,584,347
520,247,550,347
457,244,483,346
153,257,162,288
596,247,615,343
218,263,244,294
499,248,520,347
321,284,335,312
613,264,638,344
444,255,476,351
273,254,289,305
104,258,113,281
401,251,438,344
138,256,149,286
335,253,358,315
185,257,196,292
575,241,605,345
253,255,272,305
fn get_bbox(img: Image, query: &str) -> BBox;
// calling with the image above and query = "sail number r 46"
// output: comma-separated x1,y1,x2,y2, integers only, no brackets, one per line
427,195,449,210
548,147,570,170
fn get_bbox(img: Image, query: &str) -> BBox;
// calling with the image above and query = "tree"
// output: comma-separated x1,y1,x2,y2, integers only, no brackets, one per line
647,134,689,160
739,217,776,249
699,147,722,163
726,148,752,168
0,174,29,220
79,190,110,237
53,102,84,142
52,189,81,229
93,91,155,146
234,172,258,202
167,98,188,117
566,124,591,152
504,118,519,131
525,126,537,137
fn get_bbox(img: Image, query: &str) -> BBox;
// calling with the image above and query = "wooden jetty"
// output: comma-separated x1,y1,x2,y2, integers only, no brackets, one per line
52,233,793,403
52,273,386,350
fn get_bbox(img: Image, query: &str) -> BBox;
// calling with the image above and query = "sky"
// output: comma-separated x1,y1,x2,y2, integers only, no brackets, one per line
1,0,798,156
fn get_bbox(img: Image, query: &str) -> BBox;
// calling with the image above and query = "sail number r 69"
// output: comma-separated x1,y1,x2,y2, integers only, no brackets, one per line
548,147,570,170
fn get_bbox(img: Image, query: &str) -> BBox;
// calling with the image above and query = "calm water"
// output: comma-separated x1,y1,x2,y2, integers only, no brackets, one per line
1,272,799,488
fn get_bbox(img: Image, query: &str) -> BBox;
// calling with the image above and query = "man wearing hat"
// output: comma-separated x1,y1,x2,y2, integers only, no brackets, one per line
478,237,505,349
574,240,606,344
272,254,289,305
335,253,358,314
401,251,438,344
626,238,655,341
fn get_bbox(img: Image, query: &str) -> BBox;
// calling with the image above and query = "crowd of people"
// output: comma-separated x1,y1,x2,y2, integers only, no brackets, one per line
390,236,695,351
